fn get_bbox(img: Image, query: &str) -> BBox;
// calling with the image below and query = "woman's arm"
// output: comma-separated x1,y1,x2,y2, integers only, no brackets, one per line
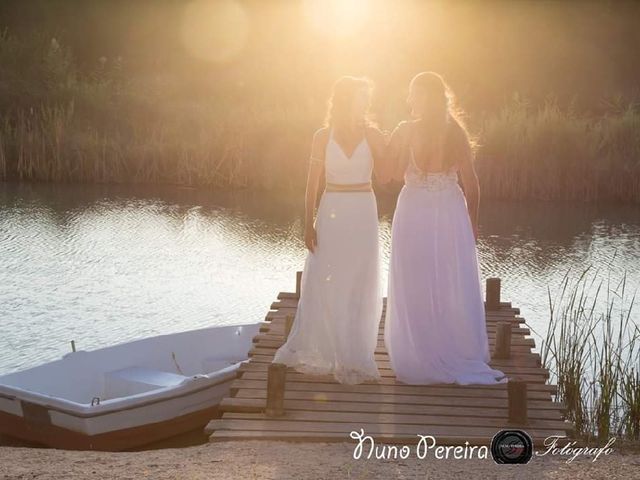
456,129,480,241
385,121,410,182
304,127,329,253
365,126,390,184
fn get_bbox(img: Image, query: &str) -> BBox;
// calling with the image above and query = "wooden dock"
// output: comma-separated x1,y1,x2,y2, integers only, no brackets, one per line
206,275,573,446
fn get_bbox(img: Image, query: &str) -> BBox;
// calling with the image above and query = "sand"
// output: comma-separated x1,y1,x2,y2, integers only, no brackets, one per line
1,440,639,480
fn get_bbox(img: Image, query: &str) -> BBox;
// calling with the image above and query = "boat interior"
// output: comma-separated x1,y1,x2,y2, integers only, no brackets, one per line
0,323,259,408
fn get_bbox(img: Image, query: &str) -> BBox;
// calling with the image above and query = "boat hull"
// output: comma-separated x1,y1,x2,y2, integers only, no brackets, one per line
0,323,261,450
0,405,219,451
0,372,238,450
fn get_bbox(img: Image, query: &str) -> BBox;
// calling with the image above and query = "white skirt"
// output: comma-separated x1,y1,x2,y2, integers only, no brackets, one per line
273,191,383,384
384,183,507,385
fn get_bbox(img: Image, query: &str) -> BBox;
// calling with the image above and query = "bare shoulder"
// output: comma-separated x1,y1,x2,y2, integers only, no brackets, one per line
309,127,330,162
312,127,330,143
365,125,383,134
365,125,385,141
391,120,414,144
399,119,416,135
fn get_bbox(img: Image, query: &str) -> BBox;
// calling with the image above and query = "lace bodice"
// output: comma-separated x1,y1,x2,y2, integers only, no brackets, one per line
404,148,458,191
324,129,373,185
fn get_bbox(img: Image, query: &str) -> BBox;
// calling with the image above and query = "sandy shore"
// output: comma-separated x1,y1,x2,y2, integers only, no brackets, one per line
1,440,639,480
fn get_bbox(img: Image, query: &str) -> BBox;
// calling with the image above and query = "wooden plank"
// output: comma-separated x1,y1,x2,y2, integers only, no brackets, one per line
241,362,549,378
264,311,524,322
244,354,544,373
246,354,544,378
237,360,549,380
221,410,571,431
229,379,555,400
237,372,551,388
257,324,534,338
259,323,531,335
248,347,539,360
219,397,568,421
239,371,549,389
263,317,525,328
267,311,522,322
238,360,549,383
209,429,471,443
232,388,563,410
209,430,561,447
255,328,535,341
276,292,298,300
208,290,569,445
271,298,518,311
208,418,567,440
238,362,556,384
253,335,537,349
249,343,538,358
248,345,536,360
256,330,535,344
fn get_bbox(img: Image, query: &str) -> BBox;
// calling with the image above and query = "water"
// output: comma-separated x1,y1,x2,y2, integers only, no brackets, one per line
1,182,639,376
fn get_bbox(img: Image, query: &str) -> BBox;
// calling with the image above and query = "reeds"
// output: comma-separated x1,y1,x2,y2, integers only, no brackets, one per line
476,95,640,202
539,265,639,443
1,33,639,201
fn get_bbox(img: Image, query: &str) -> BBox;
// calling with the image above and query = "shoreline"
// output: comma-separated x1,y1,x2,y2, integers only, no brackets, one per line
1,439,639,479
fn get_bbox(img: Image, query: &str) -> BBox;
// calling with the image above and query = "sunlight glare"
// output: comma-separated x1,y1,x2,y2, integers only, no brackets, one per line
303,0,371,39
181,0,249,62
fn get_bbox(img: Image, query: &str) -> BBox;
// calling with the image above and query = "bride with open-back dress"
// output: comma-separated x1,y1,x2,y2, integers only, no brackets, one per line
272,76,387,385
383,72,507,385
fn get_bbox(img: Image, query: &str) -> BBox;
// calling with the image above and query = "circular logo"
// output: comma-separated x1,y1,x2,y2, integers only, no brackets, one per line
490,429,533,464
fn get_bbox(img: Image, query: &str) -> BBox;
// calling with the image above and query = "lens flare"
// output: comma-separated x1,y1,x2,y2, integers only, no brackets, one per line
181,0,249,62
302,0,371,39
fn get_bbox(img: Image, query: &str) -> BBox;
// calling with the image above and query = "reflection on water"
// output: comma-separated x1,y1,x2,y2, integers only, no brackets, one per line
476,200,640,338
1,182,639,375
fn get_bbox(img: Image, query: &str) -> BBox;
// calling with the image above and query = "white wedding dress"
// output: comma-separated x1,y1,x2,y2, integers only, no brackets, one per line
273,129,383,385
384,148,507,385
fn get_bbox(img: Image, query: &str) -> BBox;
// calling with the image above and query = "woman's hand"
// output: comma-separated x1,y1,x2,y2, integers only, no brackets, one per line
471,221,478,242
304,224,317,253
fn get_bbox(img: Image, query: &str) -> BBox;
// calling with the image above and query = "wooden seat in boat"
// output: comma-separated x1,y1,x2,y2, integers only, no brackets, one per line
104,367,188,399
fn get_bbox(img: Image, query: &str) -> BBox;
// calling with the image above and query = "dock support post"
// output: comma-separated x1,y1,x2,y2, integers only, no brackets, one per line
486,277,501,310
295,271,302,299
492,322,512,359
508,379,528,425
284,314,294,339
265,362,286,417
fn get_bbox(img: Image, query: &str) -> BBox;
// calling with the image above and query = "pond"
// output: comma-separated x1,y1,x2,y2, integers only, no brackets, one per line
1,182,639,375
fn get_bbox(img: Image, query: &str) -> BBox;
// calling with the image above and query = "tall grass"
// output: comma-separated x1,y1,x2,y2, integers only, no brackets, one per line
477,95,640,202
540,265,639,443
1,33,639,201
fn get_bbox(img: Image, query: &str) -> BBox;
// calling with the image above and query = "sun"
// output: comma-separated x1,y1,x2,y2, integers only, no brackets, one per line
302,0,372,40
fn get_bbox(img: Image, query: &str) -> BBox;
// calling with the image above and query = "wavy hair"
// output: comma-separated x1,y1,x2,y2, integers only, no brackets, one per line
323,76,375,131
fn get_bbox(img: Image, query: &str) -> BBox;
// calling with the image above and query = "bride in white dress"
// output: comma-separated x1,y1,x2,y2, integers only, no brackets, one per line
383,71,507,385
273,76,387,385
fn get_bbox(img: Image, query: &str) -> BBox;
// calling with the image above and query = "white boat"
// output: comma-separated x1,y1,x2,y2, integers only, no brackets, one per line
0,322,260,451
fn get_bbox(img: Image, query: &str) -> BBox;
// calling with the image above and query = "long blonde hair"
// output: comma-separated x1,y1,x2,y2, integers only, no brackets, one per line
409,71,475,169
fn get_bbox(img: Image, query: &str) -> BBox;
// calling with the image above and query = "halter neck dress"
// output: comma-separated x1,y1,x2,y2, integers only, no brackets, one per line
273,128,383,385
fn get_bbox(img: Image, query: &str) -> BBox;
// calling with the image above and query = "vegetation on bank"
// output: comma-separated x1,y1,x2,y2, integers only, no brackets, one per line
1,32,639,202
478,96,640,202
540,266,639,443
